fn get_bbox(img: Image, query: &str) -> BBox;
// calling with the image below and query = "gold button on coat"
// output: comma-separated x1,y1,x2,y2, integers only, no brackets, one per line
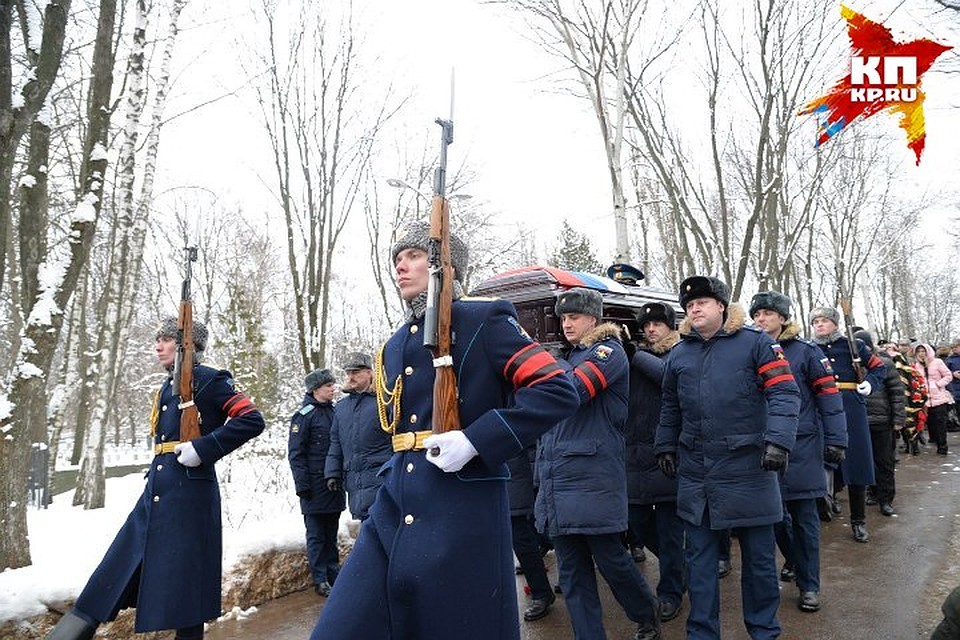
404,514,414,525
410,414,418,424
153,496,160,502
406,463,414,472
157,464,163,471
410,325,419,334
405,366,414,375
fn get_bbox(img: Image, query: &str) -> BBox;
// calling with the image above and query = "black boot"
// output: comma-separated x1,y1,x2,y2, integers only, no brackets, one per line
47,610,97,640
175,624,204,640
851,521,869,543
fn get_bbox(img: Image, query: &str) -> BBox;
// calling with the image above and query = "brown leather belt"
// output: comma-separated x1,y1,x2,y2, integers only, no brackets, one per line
154,441,181,455
392,430,432,452
836,382,858,391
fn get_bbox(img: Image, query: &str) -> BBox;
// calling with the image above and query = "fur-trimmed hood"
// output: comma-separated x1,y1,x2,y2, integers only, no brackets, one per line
643,330,681,354
679,303,746,339
777,321,801,342
579,322,624,348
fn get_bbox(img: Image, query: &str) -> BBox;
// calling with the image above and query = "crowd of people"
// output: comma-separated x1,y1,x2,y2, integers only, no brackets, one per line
46,222,960,640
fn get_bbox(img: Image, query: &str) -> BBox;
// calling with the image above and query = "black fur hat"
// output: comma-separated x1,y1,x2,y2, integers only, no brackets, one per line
678,276,730,309
305,368,336,392
749,291,792,321
155,316,208,352
555,287,603,320
391,221,469,281
637,302,676,329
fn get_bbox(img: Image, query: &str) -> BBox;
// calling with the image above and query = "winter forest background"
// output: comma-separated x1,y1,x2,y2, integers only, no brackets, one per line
1,0,959,573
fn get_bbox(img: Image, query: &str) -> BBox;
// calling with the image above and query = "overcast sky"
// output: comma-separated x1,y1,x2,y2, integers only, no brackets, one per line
153,0,959,267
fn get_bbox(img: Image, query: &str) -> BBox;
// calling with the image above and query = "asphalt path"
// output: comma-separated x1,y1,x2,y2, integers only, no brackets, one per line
205,433,960,639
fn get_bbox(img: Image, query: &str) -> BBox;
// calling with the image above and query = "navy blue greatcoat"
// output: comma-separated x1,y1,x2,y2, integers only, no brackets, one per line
814,336,885,486
536,324,630,536
75,365,265,632
324,389,391,520
654,307,801,529
289,395,345,515
777,324,848,500
310,298,578,640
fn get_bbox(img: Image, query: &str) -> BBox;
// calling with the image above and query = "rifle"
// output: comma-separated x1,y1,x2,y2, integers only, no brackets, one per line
172,246,201,442
839,297,865,383
424,116,462,439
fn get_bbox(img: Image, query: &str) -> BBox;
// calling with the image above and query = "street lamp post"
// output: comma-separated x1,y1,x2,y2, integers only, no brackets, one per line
386,177,472,205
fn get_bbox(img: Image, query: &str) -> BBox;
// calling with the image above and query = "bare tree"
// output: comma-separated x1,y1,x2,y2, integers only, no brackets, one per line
248,0,401,373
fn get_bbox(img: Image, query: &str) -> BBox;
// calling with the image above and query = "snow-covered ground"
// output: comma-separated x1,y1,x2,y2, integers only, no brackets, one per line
0,434,352,624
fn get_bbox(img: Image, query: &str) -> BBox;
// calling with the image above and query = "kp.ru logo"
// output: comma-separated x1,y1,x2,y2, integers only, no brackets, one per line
799,4,951,165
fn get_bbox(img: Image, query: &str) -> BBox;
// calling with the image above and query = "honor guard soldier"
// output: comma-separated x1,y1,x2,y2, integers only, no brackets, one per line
309,222,578,640
625,302,686,623
810,307,885,543
536,287,662,640
48,318,265,640
751,291,847,613
655,276,800,640
324,351,391,521
289,368,345,596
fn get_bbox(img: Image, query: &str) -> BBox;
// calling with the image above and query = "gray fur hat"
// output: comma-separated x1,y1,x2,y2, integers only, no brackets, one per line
155,316,208,352
637,302,676,329
342,351,373,371
809,306,840,325
391,221,469,281
305,368,336,392
749,290,792,321
555,287,603,320
679,275,730,309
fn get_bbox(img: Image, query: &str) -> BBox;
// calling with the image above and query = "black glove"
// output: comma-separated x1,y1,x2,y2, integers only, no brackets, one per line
296,488,313,501
823,445,846,464
326,477,342,493
760,443,789,474
623,339,638,361
657,452,677,479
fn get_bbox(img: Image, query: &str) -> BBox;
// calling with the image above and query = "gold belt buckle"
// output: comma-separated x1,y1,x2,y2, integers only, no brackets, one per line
393,432,416,452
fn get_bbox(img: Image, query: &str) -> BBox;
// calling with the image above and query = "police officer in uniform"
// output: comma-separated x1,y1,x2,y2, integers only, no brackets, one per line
751,291,847,613
536,287,662,640
324,351,390,522
289,368,345,596
309,222,578,640
48,319,265,640
655,276,800,640
809,307,886,543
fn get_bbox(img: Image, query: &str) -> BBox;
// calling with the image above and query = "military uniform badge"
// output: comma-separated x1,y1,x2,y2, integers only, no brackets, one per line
594,344,613,360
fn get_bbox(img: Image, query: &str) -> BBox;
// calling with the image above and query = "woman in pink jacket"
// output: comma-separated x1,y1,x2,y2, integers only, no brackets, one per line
915,343,956,455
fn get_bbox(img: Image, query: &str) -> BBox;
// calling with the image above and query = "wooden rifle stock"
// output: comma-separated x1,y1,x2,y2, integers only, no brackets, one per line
429,195,461,435
176,248,201,441
839,298,865,383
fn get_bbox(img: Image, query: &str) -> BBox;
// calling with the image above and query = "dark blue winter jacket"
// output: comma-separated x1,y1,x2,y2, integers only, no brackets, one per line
324,390,391,520
536,323,630,536
654,305,800,529
289,394,345,515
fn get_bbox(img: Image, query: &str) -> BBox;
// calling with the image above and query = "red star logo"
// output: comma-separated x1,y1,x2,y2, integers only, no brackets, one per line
799,5,951,165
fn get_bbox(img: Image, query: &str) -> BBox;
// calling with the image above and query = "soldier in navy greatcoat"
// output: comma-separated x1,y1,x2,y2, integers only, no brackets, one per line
48,318,265,640
536,287,662,640
324,351,391,521
809,306,886,544
289,368,345,596
655,276,800,640
751,291,848,614
309,222,578,640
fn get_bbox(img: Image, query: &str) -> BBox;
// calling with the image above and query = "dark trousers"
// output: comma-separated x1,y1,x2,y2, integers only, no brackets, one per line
628,502,686,606
685,511,780,640
869,426,897,504
511,515,552,600
304,512,341,586
929,404,952,452
554,532,659,640
774,499,821,592
848,485,866,522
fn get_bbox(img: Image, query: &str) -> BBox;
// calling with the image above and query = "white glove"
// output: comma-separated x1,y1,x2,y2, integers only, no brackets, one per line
856,380,872,396
174,441,202,467
423,431,478,473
